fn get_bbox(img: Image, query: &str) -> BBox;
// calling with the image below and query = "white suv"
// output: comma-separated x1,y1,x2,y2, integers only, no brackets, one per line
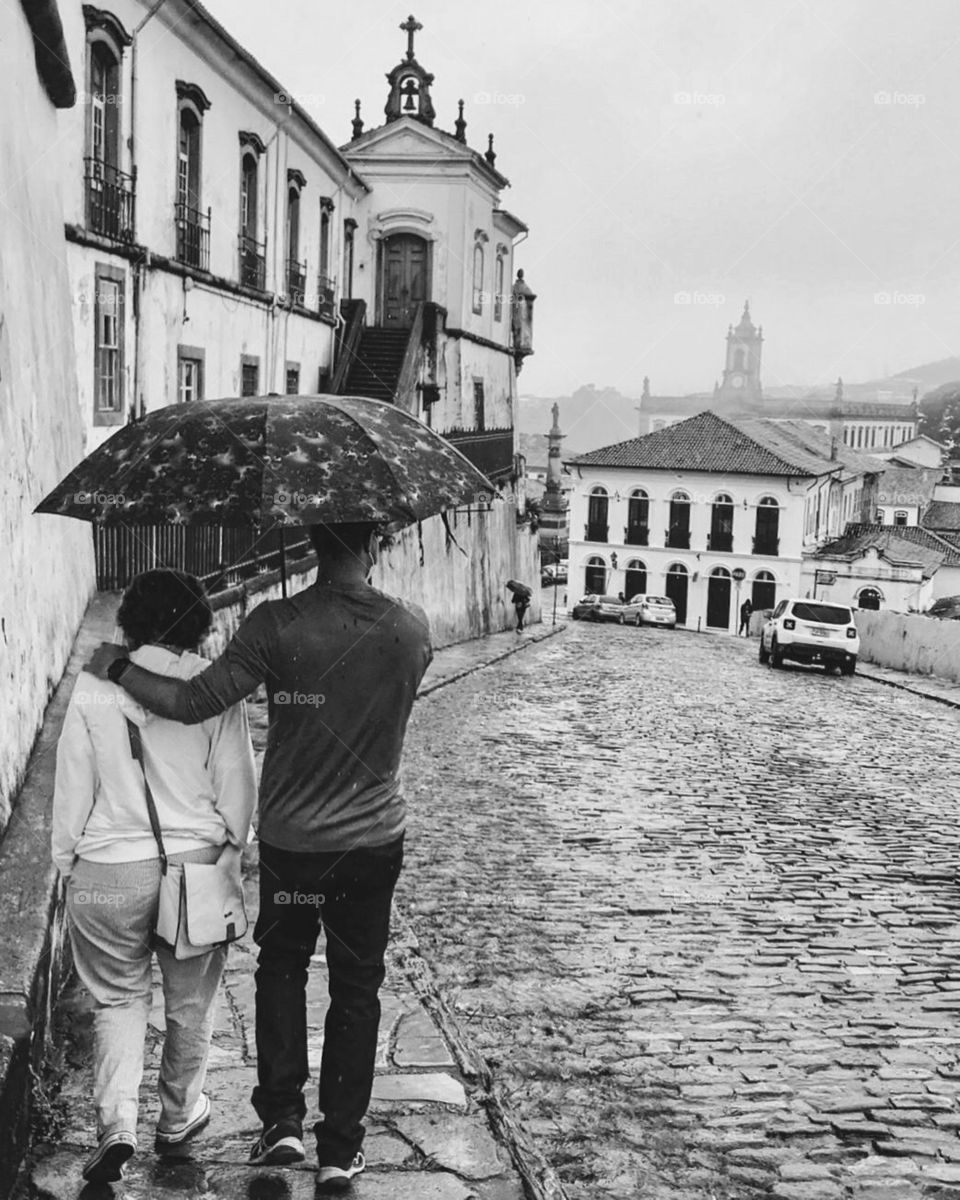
759,598,860,675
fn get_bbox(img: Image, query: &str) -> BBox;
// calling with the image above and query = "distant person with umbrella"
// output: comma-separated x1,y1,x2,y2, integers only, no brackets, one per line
506,579,532,633
738,597,753,636
44,394,495,1189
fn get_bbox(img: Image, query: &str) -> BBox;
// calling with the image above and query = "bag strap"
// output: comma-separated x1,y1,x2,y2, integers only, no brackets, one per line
125,718,168,874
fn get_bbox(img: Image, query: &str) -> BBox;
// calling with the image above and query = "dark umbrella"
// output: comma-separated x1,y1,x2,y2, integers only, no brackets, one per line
35,394,497,528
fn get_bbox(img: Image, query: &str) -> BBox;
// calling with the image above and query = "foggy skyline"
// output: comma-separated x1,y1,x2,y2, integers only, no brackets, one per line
203,0,960,398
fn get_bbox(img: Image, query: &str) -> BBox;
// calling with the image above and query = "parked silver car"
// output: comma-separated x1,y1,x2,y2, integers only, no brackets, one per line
622,594,677,628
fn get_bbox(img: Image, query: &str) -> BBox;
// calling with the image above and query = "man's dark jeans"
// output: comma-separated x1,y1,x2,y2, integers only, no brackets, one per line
252,836,404,1167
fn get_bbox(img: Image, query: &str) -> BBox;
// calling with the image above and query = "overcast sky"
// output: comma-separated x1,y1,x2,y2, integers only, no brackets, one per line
204,0,960,398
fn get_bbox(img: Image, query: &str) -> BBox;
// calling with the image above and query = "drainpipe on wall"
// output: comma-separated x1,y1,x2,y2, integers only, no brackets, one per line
129,0,168,419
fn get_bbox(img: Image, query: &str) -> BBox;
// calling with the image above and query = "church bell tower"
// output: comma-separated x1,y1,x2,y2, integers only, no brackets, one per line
718,301,763,407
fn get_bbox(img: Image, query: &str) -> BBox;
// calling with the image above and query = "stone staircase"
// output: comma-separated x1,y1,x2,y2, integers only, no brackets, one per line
340,327,411,402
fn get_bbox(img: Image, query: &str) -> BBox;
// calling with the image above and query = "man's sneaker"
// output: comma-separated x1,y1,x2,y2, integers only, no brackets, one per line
82,1130,137,1183
248,1119,305,1165
317,1152,365,1191
155,1093,211,1151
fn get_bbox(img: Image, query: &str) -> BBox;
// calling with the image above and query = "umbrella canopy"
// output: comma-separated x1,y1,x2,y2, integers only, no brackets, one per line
35,394,498,528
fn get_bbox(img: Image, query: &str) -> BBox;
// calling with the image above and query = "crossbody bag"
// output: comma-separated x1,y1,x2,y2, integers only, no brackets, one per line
125,718,248,959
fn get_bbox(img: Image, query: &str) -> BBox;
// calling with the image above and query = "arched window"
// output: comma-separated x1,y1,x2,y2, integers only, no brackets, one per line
472,243,485,314
240,153,258,239
586,486,608,542
667,490,691,549
710,492,734,552
624,559,647,600
752,569,776,611
858,587,882,610
89,41,120,167
754,496,779,556
174,84,210,268
237,141,264,288
494,252,505,322
585,556,606,595
343,218,356,300
626,488,649,545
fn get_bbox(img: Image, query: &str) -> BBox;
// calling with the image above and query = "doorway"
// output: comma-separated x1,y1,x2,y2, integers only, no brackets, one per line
380,233,428,328
707,567,732,629
665,564,688,624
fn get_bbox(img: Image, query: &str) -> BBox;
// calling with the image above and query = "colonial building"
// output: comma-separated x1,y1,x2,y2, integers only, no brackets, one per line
56,2,538,643
566,412,880,631
639,304,919,452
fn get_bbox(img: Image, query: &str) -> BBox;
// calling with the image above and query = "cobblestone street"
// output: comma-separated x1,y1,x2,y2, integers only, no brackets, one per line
400,623,960,1200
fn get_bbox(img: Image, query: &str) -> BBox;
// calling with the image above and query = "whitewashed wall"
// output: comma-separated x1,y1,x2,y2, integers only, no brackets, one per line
0,7,96,830
855,609,960,682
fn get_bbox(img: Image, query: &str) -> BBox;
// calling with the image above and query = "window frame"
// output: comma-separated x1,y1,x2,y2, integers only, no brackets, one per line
177,344,205,404
93,263,125,426
240,353,260,397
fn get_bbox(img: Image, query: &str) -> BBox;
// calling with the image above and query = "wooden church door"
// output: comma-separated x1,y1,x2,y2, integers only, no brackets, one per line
381,234,428,328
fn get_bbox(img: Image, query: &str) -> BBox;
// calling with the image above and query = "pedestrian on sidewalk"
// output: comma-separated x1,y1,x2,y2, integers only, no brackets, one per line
506,579,532,633
53,570,256,1185
85,523,432,1191
738,597,753,636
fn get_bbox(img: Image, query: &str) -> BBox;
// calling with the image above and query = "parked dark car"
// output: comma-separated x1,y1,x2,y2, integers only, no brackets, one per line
571,594,624,622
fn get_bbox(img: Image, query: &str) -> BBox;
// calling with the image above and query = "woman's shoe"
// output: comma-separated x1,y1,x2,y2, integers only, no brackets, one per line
82,1130,137,1183
155,1092,211,1151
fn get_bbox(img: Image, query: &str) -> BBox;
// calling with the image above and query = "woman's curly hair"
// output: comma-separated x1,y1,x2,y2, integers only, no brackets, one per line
117,570,212,651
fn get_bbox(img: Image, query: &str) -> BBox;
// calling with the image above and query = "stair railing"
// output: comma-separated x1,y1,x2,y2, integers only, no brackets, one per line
331,298,366,393
393,301,425,413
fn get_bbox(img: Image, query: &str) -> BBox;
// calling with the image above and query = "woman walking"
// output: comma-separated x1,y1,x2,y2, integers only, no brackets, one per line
52,570,256,1184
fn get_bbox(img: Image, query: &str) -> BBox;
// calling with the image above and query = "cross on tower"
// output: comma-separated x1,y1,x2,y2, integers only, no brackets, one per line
400,14,422,61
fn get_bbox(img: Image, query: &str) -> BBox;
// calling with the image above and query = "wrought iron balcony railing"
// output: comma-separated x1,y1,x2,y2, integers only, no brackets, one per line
174,201,210,271
287,258,307,305
84,158,136,242
708,532,733,552
752,536,780,556
585,523,609,543
238,233,266,290
665,528,691,549
624,524,649,546
317,273,336,319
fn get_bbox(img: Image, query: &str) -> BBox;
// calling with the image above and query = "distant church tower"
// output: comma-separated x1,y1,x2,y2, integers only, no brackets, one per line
718,301,763,407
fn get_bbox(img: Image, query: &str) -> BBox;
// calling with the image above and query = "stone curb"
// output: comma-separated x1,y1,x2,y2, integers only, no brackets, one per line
855,662,960,711
392,915,570,1200
417,624,565,698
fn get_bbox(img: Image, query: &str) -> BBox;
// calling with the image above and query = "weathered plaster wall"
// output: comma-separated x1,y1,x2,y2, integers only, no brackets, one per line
854,610,960,682
204,501,539,657
0,6,96,831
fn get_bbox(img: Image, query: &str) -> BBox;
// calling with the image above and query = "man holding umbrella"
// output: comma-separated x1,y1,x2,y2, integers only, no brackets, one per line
86,520,431,1188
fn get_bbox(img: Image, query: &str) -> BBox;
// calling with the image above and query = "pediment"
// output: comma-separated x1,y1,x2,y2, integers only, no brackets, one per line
345,119,471,163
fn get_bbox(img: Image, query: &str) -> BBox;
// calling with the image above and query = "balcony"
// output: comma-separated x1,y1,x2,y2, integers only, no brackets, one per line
174,202,210,271
317,273,336,320
665,527,691,549
707,532,733,552
84,158,136,242
287,258,307,305
238,233,266,290
624,524,649,546
585,523,609,543
753,536,780,556
442,427,514,481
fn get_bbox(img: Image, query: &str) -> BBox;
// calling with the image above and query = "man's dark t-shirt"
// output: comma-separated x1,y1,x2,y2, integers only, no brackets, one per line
168,582,432,852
